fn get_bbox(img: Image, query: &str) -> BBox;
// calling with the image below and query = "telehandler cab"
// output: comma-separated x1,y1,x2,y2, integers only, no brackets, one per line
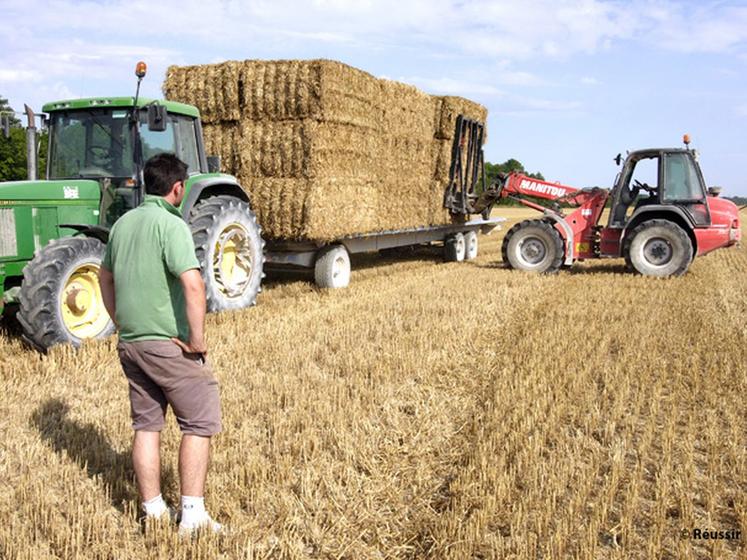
0,62,265,351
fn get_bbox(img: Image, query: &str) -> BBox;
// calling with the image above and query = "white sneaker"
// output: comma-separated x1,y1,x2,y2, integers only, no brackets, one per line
178,513,223,536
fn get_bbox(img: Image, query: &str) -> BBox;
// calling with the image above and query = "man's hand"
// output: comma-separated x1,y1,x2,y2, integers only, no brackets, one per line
176,268,207,355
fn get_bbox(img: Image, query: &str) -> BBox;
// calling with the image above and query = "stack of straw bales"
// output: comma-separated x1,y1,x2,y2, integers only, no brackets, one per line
164,60,487,241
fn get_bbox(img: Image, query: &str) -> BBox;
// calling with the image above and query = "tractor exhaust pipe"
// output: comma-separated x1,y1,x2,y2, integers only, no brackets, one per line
24,104,37,181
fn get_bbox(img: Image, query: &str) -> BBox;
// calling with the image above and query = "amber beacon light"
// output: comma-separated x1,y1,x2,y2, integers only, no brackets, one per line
135,61,147,79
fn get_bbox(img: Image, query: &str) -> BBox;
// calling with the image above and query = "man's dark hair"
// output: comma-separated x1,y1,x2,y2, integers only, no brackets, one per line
144,153,188,196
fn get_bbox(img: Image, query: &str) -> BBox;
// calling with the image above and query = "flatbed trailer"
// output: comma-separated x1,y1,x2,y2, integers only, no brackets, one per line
265,216,504,288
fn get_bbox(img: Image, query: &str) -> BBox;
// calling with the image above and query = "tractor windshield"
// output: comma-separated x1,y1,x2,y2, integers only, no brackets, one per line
48,108,201,180
48,109,134,179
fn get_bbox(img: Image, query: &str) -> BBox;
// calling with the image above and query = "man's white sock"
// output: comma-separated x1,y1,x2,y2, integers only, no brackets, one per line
180,495,207,525
142,494,169,518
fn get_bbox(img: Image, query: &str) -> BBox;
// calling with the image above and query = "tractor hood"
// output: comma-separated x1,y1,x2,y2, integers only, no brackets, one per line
0,179,100,203
708,195,740,228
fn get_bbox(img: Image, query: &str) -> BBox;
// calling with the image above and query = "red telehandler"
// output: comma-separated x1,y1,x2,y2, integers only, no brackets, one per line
446,125,741,277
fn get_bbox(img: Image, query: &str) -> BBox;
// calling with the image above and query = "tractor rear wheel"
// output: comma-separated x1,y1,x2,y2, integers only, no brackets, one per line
502,219,564,274
189,195,265,312
17,237,115,350
624,219,692,277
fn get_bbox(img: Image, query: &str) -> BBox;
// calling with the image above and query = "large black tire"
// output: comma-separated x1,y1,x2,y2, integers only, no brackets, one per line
189,195,265,312
624,219,693,277
501,219,564,274
17,237,115,351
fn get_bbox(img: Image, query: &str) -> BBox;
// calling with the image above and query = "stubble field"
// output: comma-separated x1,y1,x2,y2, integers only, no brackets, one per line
0,208,745,559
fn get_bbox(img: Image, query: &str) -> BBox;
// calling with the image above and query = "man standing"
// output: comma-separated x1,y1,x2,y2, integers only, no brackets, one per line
99,153,222,533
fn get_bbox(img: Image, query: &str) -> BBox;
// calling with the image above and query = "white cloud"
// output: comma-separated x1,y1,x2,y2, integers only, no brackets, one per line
736,105,747,117
581,76,600,85
0,69,42,83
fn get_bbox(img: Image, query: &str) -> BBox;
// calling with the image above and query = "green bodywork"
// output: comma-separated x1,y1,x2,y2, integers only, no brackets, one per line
0,94,239,311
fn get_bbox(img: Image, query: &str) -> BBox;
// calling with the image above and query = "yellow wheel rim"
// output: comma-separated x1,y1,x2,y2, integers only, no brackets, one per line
60,263,110,339
213,223,253,298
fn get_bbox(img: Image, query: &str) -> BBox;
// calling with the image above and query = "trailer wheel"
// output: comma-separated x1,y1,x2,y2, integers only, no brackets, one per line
315,245,351,289
17,237,115,351
624,219,692,277
464,231,478,260
444,233,466,262
189,195,265,311
501,220,564,274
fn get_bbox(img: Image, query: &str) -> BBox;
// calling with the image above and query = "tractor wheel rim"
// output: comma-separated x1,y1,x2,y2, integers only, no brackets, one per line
60,263,109,339
333,256,346,279
643,237,673,266
213,223,252,298
518,237,547,265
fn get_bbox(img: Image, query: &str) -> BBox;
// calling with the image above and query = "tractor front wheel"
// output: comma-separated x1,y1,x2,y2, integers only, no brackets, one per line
189,195,265,312
624,219,692,277
17,237,115,350
501,219,564,274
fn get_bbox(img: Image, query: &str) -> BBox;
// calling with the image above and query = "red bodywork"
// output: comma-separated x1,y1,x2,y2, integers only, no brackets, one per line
499,172,742,261
499,173,609,260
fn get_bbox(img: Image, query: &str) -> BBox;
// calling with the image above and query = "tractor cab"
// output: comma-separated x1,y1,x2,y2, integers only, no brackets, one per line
608,144,711,229
43,97,205,227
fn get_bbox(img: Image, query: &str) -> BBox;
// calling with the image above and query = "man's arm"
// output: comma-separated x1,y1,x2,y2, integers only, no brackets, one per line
98,266,117,327
172,268,207,355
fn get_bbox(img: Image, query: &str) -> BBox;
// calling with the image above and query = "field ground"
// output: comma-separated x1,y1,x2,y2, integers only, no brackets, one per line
0,208,745,559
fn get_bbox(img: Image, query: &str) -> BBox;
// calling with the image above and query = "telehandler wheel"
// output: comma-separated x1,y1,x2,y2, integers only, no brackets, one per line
624,219,693,277
501,219,564,274
464,231,479,260
314,245,351,289
17,237,115,350
189,195,265,312
444,232,466,262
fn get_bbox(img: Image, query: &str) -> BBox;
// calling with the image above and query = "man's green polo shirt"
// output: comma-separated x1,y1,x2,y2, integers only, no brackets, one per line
102,195,200,342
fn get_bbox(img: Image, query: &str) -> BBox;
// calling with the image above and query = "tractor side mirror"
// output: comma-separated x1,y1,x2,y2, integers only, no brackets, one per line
207,156,221,173
708,186,722,197
614,153,622,166
147,104,168,132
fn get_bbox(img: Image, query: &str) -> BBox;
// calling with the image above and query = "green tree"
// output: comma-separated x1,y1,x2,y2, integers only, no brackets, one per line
0,95,48,181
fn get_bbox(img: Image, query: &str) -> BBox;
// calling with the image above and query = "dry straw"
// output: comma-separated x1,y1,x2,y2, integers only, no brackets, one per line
164,59,488,241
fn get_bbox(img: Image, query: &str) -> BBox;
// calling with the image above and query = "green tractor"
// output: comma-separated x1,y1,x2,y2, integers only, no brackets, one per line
0,62,264,351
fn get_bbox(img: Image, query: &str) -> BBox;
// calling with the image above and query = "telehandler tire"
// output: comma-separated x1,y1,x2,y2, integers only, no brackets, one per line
189,195,265,312
624,219,692,277
502,219,564,274
17,236,115,350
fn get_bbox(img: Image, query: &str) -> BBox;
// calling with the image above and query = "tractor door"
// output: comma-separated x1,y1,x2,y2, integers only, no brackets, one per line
660,151,710,226
608,152,661,228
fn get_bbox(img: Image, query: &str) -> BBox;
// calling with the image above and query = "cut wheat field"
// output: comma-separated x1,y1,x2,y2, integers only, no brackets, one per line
1,208,745,559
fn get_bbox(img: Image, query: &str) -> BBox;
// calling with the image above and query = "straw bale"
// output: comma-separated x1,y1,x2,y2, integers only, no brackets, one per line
239,60,383,129
237,120,380,179
165,59,489,242
239,176,380,241
435,96,488,140
202,122,241,175
164,62,242,123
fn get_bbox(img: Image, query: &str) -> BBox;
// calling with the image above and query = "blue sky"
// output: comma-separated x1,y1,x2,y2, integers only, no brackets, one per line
2,0,746,195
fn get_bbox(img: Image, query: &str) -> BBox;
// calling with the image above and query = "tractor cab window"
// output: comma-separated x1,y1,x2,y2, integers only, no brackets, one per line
662,153,704,202
139,113,200,173
48,110,133,179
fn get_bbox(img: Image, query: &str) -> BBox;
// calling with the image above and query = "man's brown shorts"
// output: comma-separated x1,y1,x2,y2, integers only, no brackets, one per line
117,340,222,436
